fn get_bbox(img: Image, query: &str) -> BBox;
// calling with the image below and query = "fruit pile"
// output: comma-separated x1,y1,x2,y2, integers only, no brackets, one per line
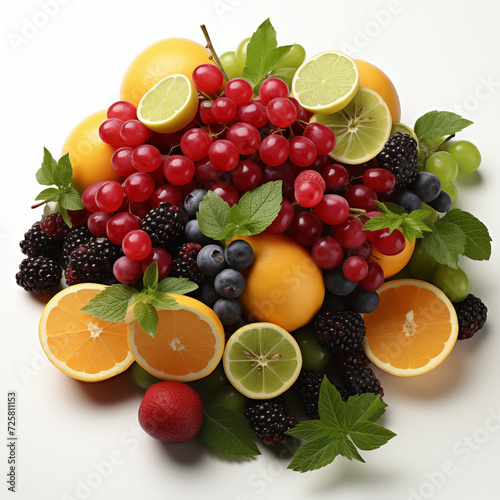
17,20,491,472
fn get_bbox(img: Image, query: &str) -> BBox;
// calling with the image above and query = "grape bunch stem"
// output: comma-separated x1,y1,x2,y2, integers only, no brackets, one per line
200,24,229,82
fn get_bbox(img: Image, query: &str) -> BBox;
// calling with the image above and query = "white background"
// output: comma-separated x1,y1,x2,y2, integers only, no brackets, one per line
1,1,499,499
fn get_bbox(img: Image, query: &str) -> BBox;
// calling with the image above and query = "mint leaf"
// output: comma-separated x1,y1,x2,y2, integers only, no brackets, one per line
81,285,137,322
197,190,231,240
242,18,292,89
442,209,491,261
143,262,159,291
199,405,261,458
414,111,473,142
54,153,74,187
134,301,158,338
157,277,198,295
421,219,466,268
150,293,182,310
219,204,252,240
238,181,282,234
57,205,72,228
35,187,59,202
286,377,395,473
59,187,84,210
36,148,57,185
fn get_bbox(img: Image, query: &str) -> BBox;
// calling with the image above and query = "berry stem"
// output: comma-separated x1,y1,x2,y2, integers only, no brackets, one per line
200,24,229,82
31,201,45,209
348,207,366,215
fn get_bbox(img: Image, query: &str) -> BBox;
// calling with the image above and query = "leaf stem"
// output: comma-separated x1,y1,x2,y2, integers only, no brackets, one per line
200,24,229,82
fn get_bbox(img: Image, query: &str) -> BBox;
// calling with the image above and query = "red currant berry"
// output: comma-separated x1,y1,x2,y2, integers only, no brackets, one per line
141,248,173,280
195,158,227,186
111,147,136,177
107,101,137,121
208,140,239,171
106,212,140,245
113,256,143,284
343,240,371,261
82,181,105,212
87,211,112,237
373,229,406,256
288,136,317,167
259,135,289,166
123,172,155,202
150,184,182,208
294,180,324,207
342,256,369,282
261,162,295,200
95,181,124,213
362,168,396,193
131,145,162,173
259,77,289,105
99,118,127,147
180,128,212,162
209,182,239,206
333,217,367,249
211,97,237,123
294,170,326,192
303,123,336,155
292,211,323,246
231,160,262,193
311,237,343,269
122,230,152,261
237,101,268,128
321,164,349,190
345,184,378,211
226,122,261,155
313,194,349,225
120,120,152,147
199,101,216,125
164,155,196,186
266,198,294,234
266,98,297,128
358,261,384,291
192,64,224,93
225,78,253,107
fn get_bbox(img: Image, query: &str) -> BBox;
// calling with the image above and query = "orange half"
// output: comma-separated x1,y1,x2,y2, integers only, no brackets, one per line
362,279,458,376
128,294,225,382
39,284,134,382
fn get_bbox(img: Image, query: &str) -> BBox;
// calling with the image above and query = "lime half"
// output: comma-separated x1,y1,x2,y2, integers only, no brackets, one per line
292,50,359,114
137,74,198,134
223,323,302,399
391,122,419,145
311,87,392,164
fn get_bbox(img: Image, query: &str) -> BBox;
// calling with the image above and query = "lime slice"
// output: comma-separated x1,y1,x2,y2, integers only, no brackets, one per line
137,74,198,134
292,50,359,114
223,322,302,399
311,87,392,164
391,122,419,144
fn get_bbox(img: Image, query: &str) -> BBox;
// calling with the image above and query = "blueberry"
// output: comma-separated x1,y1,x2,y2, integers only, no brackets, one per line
183,189,208,218
410,172,441,202
428,191,452,212
224,240,254,269
185,219,213,245
199,282,220,307
196,244,226,276
348,289,380,313
393,189,422,212
214,269,246,298
324,269,358,296
213,298,242,325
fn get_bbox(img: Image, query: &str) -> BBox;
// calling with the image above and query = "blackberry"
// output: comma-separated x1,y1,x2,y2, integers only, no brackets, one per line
453,294,487,340
246,396,297,447
339,364,383,401
20,221,63,259
314,310,366,355
140,203,186,249
377,132,419,189
335,349,370,373
294,370,323,419
170,243,205,285
62,224,92,266
16,257,61,295
40,213,68,241
65,237,122,285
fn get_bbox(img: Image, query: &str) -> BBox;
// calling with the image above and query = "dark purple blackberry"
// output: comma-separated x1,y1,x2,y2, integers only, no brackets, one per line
294,370,323,419
335,349,370,372
339,364,383,401
20,221,63,259
40,213,68,241
377,132,418,189
171,242,205,285
65,237,122,286
453,294,487,340
62,224,92,266
314,310,366,355
16,257,61,295
140,203,186,249
246,396,297,447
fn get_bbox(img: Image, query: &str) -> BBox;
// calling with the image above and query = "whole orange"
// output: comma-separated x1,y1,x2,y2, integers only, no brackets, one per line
353,59,401,123
61,110,121,193
369,236,415,278
237,233,325,332
120,38,215,107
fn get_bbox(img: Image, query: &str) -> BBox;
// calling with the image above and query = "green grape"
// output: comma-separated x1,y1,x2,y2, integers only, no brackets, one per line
267,68,296,90
275,44,306,70
408,243,437,282
235,37,251,74
441,183,458,204
220,51,241,80
441,140,481,174
432,264,471,302
421,202,439,224
131,362,162,390
192,362,228,393
424,151,459,184
213,385,246,415
294,330,330,371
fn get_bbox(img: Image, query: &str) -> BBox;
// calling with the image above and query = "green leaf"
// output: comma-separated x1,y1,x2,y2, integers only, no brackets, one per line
143,262,159,291
134,301,158,338
57,205,72,228
338,436,365,462
287,437,344,472
344,393,388,427
157,277,199,295
150,293,182,310
197,190,231,240
242,18,292,89
59,187,84,210
441,209,491,261
409,209,432,222
36,148,57,185
349,421,396,451
317,377,346,430
286,419,343,442
219,204,252,240
81,285,138,322
54,153,74,187
414,111,473,141
35,187,59,202
237,181,282,235
199,405,261,458
421,219,466,268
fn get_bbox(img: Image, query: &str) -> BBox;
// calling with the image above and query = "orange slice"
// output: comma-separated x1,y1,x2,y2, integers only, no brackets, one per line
128,294,225,382
39,284,134,382
362,279,459,376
